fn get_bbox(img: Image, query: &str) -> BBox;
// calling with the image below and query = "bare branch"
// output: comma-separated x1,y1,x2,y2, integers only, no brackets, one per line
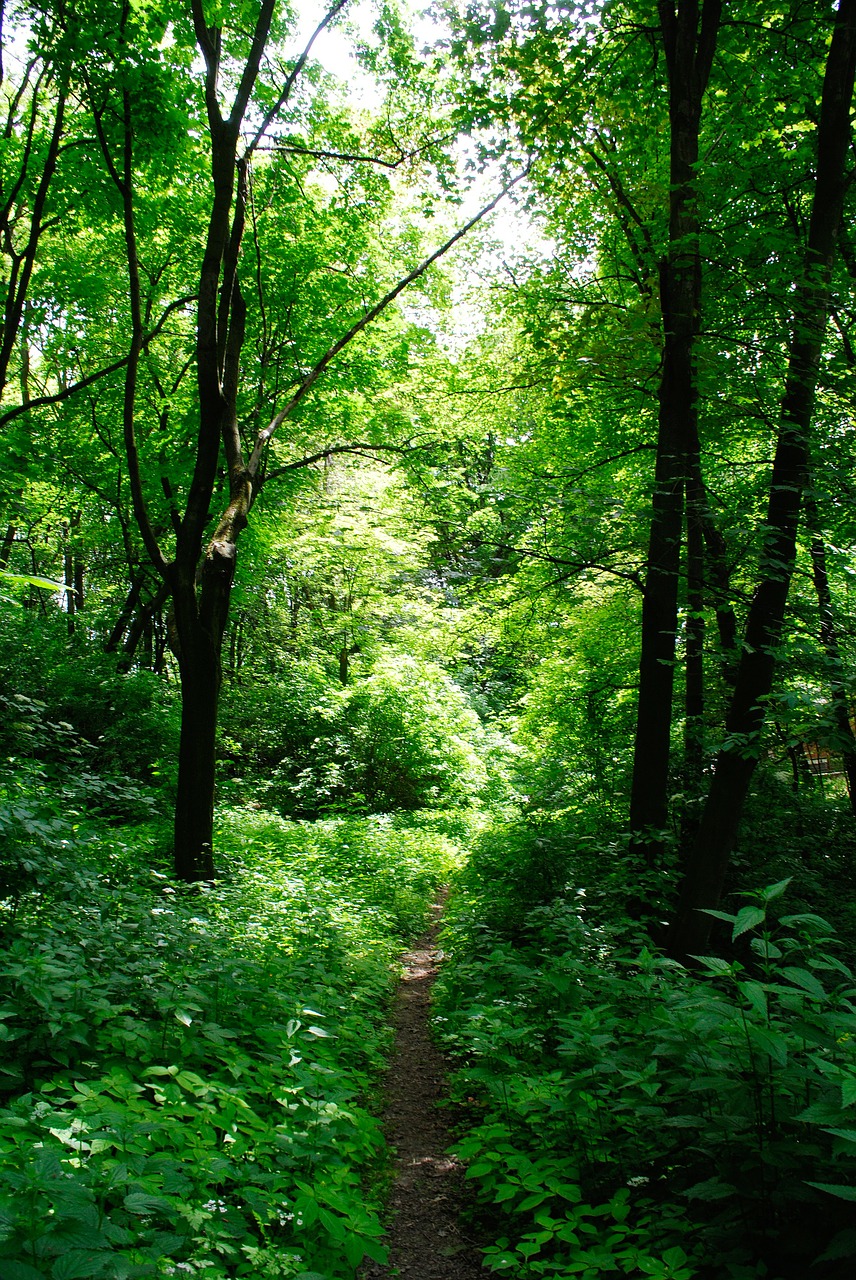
0,295,196,432
260,441,412,487
268,132,454,170
245,0,351,157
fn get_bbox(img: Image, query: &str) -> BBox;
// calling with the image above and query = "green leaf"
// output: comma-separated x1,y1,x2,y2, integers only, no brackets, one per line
751,936,782,960
124,1192,173,1215
683,1178,738,1201
806,1182,856,1201
0,569,69,593
737,980,767,1018
760,877,792,902
747,1023,788,1066
52,1253,108,1280
732,905,766,939
814,1229,856,1263
822,1128,856,1144
780,913,833,932
1,1264,47,1280
782,966,826,1000
691,955,734,976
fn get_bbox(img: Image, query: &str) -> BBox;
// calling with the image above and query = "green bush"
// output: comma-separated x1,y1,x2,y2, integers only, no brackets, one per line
435,872,856,1279
0,609,180,789
219,652,487,818
0,807,461,1277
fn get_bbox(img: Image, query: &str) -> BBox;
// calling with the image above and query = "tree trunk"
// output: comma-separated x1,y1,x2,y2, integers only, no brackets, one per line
668,0,856,957
174,634,220,883
171,533,237,882
105,570,145,653
681,491,705,849
0,522,15,570
63,522,75,635
127,582,171,670
628,0,721,866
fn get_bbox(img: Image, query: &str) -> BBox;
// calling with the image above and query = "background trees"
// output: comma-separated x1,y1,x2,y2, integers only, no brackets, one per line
1,0,854,924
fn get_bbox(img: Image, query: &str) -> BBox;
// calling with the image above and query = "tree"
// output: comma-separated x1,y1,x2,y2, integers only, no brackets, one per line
61,0,521,878
668,0,856,955
627,0,721,865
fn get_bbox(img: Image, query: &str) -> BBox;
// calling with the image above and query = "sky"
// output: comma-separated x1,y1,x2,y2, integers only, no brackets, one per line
289,0,555,347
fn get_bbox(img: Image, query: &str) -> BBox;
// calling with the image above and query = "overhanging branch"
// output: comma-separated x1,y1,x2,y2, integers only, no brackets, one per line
246,164,532,477
0,295,197,432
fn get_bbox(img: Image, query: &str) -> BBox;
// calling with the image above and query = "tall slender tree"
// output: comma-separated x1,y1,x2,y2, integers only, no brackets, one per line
627,0,721,866
669,0,856,955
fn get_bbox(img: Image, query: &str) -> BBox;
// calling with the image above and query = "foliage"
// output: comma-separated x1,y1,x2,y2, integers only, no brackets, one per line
0,802,459,1278
0,612,180,787
219,650,488,817
435,862,856,1278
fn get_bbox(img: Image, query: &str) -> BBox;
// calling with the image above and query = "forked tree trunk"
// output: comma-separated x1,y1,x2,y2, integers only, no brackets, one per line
668,0,856,956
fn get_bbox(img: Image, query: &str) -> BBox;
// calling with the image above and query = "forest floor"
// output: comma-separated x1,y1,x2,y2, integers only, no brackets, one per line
362,891,485,1280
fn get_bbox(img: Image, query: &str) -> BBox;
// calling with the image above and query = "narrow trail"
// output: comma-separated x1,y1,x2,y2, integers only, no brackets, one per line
363,892,485,1280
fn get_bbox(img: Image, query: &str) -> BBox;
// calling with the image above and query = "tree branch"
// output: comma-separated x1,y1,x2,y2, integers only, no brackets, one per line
245,0,351,156
0,295,196,431
260,441,413,488
247,164,532,476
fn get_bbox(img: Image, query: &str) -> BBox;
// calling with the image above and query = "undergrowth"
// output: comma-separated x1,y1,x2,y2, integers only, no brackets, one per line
435,833,856,1280
0,791,460,1279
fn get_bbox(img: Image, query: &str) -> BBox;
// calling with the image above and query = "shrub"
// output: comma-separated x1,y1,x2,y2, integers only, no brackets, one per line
435,872,856,1279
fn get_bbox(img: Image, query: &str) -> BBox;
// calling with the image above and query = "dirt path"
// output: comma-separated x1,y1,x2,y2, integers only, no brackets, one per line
362,892,485,1280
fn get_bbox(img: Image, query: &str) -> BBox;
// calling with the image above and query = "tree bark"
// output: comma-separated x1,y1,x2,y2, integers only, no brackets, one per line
668,0,856,956
628,0,721,865
172,606,221,881
680,488,705,849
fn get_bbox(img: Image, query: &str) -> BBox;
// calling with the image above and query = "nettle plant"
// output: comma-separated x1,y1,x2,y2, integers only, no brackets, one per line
0,809,457,1278
435,878,856,1279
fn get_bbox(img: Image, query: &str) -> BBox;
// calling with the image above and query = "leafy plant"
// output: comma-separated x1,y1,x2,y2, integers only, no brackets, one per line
0,804,460,1276
435,865,856,1278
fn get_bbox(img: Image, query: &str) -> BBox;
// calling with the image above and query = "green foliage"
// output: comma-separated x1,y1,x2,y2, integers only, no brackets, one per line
0,613,180,787
0,805,458,1277
435,866,856,1278
220,651,487,817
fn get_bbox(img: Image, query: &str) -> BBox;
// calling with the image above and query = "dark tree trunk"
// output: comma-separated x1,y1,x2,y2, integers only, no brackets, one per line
105,570,145,653
170,529,238,882
63,522,75,635
0,522,15,570
628,0,721,865
125,582,170,668
174,630,220,882
668,0,856,956
681,491,705,849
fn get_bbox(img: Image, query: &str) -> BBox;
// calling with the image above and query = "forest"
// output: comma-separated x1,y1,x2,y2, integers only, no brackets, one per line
1,0,856,1276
